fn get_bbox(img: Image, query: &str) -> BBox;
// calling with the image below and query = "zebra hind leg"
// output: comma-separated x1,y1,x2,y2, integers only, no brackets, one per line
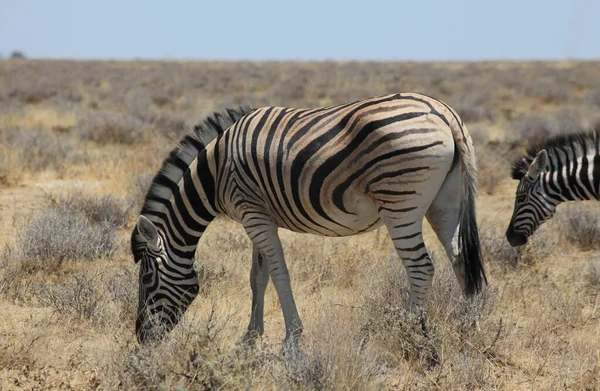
384,219,434,313
242,245,270,345
425,164,466,295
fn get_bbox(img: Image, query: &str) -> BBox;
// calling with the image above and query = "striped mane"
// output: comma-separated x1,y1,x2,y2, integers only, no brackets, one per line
131,106,255,261
511,131,600,180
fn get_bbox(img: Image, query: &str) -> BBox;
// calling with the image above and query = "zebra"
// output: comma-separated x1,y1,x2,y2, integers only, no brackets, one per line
506,131,600,247
132,92,487,346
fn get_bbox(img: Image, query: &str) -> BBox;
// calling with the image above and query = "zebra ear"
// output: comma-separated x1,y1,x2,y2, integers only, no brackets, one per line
526,149,548,180
136,216,159,249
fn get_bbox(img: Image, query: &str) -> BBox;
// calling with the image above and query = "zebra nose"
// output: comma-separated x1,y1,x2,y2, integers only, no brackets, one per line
506,227,527,247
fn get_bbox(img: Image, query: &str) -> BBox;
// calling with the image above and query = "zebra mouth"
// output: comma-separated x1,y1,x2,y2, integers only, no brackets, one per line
136,310,178,344
506,228,528,247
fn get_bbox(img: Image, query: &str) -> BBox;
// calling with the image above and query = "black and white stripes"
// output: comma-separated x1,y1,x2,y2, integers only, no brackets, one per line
507,131,600,246
132,93,487,345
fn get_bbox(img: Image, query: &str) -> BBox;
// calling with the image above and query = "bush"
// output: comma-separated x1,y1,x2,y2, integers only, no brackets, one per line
40,273,105,320
585,88,600,107
357,250,502,389
555,203,600,251
512,112,585,147
10,50,26,59
526,82,568,104
0,126,85,178
54,191,133,229
479,219,558,271
16,208,116,271
106,268,138,323
453,89,494,123
110,306,254,390
10,191,131,272
474,139,511,195
77,111,150,145
586,258,600,292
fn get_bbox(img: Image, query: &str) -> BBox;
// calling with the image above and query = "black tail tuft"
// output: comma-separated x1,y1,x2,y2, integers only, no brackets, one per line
459,181,487,296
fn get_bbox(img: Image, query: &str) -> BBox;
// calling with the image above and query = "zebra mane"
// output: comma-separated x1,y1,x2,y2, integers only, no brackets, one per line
511,130,600,180
131,106,255,261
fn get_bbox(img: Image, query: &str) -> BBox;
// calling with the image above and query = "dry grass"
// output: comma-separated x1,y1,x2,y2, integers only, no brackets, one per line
1,60,599,390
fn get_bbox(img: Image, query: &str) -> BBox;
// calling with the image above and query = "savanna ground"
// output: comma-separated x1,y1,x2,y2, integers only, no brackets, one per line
0,60,599,390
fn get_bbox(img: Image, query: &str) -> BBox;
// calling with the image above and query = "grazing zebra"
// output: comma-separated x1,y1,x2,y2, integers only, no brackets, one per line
132,93,487,346
507,131,600,247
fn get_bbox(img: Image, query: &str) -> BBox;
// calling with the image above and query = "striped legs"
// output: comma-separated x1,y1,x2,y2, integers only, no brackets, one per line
244,245,270,340
244,222,303,345
385,219,434,310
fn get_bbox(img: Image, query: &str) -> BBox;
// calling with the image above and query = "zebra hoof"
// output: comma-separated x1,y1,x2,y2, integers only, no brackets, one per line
281,334,303,359
240,330,261,347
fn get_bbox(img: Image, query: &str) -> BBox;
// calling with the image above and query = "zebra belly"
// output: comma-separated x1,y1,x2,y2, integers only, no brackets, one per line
271,194,384,237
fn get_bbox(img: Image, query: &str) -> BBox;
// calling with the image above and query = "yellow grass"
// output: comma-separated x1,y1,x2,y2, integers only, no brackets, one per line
0,107,77,129
0,60,599,390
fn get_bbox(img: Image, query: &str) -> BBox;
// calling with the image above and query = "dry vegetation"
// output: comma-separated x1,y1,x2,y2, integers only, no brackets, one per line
1,59,599,390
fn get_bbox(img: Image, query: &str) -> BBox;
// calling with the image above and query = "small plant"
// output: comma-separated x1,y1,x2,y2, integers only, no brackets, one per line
586,258,600,292
40,273,105,320
585,88,600,107
512,112,585,147
16,208,117,271
556,203,600,251
106,267,138,322
0,126,85,177
479,219,558,270
77,111,150,145
474,139,510,195
527,82,568,104
53,191,133,229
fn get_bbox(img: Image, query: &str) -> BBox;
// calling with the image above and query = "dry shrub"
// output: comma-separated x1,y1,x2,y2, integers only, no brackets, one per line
2,192,127,276
473,137,511,195
130,171,154,210
453,89,494,123
555,203,600,251
141,113,188,141
108,305,269,390
194,262,228,296
0,324,44,372
585,88,600,107
40,273,105,321
16,208,117,272
359,252,501,389
526,82,568,104
38,269,138,328
480,219,559,271
0,246,29,301
0,126,85,183
511,112,585,147
77,111,150,145
586,258,600,292
106,267,139,323
10,84,57,104
283,311,381,390
53,190,133,228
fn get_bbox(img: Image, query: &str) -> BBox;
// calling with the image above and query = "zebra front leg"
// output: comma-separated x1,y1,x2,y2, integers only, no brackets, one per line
244,223,303,351
242,246,270,344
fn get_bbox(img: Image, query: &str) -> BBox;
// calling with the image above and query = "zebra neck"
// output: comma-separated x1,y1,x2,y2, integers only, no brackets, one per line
141,155,218,260
543,154,600,202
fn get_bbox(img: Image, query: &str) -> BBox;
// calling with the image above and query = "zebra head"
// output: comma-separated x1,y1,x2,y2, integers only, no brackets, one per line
132,215,199,344
506,149,557,247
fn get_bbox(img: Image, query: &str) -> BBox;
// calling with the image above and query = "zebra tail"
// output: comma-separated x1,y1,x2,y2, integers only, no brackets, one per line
452,119,487,296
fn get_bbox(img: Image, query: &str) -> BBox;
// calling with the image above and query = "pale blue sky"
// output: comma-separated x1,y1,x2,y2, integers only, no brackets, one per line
1,0,598,60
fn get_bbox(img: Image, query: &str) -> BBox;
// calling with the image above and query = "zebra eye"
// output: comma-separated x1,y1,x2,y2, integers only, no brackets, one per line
517,195,527,203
